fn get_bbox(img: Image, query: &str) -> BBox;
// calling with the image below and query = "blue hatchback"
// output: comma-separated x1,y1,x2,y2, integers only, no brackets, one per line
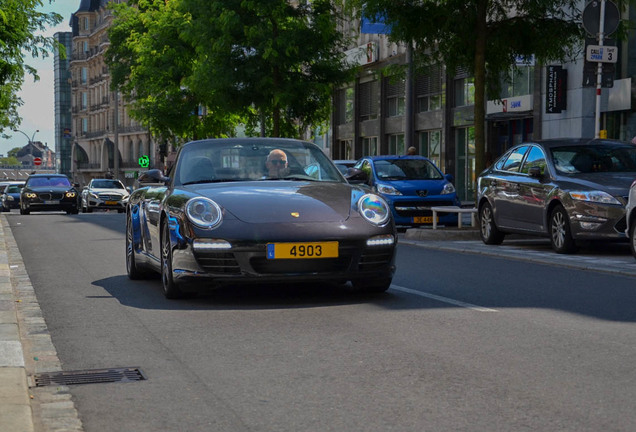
349,156,460,227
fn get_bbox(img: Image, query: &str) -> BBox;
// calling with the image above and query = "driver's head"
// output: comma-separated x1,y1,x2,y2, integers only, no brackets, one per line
266,149,288,177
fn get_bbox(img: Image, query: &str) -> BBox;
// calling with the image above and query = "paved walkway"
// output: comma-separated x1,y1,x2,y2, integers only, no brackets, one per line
0,216,83,432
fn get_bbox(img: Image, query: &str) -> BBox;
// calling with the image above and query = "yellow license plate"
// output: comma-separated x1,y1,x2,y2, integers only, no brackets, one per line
105,201,118,205
266,241,338,259
413,216,437,224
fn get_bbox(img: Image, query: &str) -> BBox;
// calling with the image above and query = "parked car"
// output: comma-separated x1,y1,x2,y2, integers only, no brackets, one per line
81,178,130,213
0,182,25,212
126,138,397,299
476,138,636,253
625,179,636,259
346,155,460,228
332,159,357,175
20,174,79,215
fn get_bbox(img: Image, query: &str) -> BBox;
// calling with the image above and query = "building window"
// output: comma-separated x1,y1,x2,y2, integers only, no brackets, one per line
81,118,88,134
419,130,442,168
499,65,534,98
388,134,405,155
83,17,89,31
81,67,87,84
386,78,405,117
83,41,89,53
337,87,354,124
81,92,87,109
362,137,378,156
454,77,475,107
359,80,379,120
416,65,445,113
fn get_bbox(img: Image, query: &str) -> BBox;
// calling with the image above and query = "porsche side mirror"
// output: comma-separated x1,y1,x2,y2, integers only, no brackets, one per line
139,169,170,185
345,168,367,184
528,166,543,178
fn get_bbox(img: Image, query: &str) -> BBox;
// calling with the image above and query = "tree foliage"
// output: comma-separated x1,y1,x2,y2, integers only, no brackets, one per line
106,0,355,141
348,0,614,175
0,0,62,134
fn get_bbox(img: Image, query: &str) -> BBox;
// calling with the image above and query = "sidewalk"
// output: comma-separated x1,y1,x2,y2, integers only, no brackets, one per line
0,216,83,432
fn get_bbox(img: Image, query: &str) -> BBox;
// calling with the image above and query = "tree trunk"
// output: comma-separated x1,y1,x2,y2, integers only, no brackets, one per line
473,0,488,181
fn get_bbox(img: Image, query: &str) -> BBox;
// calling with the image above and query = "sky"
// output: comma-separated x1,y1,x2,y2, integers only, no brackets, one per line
0,0,79,157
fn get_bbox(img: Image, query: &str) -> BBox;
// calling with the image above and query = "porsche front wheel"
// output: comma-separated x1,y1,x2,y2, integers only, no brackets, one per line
161,219,183,299
126,212,148,280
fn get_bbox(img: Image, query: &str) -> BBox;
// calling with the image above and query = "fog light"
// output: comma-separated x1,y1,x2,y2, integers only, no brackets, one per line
579,222,603,230
366,234,395,247
575,214,606,230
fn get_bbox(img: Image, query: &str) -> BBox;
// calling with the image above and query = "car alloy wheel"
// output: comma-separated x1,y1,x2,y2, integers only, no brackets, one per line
549,204,576,254
126,212,147,280
479,202,504,245
161,219,183,299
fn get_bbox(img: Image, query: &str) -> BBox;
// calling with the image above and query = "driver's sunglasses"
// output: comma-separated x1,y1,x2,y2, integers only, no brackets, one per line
270,160,287,165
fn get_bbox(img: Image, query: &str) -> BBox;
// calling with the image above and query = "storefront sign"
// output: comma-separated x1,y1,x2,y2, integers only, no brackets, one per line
546,65,567,114
344,42,378,66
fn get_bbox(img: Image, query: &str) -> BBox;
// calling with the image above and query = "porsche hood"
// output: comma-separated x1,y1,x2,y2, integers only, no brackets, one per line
186,181,362,223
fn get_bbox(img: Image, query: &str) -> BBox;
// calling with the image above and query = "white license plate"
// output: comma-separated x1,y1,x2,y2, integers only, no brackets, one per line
44,200,60,205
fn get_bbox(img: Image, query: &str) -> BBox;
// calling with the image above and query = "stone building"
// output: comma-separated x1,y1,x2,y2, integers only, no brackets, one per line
69,0,158,187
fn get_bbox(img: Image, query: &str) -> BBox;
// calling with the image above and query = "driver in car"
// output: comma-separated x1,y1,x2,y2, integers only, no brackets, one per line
265,149,289,178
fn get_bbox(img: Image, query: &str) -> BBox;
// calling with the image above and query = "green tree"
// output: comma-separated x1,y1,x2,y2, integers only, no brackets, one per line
349,0,626,176
105,0,239,141
106,0,355,141
7,147,20,158
180,0,355,137
0,0,62,134
0,156,20,166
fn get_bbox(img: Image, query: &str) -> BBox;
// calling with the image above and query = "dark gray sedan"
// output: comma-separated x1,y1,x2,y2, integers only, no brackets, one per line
126,138,397,299
476,138,636,253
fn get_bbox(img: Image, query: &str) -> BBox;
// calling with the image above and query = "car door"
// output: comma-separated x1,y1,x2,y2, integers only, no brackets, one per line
491,145,529,229
142,185,168,257
514,145,553,232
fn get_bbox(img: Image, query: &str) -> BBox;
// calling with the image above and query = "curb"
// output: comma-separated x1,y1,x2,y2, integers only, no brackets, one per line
0,216,84,432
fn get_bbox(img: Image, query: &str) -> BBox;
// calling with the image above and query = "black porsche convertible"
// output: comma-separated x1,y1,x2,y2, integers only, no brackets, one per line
126,138,397,299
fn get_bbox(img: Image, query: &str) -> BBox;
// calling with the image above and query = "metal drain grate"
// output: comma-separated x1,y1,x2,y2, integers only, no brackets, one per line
33,367,147,387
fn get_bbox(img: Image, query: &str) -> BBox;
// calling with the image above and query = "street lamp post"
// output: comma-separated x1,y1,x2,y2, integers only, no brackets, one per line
13,129,39,167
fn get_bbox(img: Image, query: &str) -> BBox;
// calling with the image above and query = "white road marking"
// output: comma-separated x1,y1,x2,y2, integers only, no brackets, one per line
391,284,498,312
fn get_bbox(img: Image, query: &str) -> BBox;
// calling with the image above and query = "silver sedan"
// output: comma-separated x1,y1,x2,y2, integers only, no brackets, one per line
476,138,636,253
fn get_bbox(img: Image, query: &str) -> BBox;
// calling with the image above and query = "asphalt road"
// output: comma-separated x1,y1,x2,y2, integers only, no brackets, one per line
7,211,636,432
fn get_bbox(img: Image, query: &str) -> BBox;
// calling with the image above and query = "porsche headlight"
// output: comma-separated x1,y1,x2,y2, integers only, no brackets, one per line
376,184,402,195
357,194,390,226
569,191,621,205
186,197,223,229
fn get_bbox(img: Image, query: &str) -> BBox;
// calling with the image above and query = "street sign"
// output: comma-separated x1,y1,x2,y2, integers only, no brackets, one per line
33,157,42,166
586,45,618,63
582,0,620,36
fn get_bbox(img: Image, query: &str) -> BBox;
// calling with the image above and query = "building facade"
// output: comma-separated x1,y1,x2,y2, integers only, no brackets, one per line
69,0,156,188
333,3,635,203
53,31,73,177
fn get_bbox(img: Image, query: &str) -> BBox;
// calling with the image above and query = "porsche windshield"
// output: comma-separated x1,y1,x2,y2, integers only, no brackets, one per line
175,140,345,186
